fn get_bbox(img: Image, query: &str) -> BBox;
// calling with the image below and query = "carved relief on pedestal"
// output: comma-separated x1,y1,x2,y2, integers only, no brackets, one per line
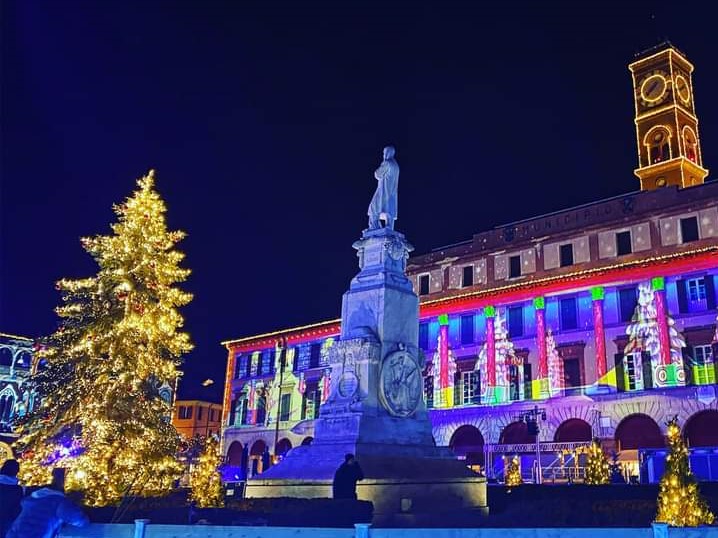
379,348,423,418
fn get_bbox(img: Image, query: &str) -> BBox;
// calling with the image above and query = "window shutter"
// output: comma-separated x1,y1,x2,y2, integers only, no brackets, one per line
523,363,533,400
454,372,462,406
614,354,626,392
676,279,688,314
705,275,716,310
641,352,653,390
473,371,481,405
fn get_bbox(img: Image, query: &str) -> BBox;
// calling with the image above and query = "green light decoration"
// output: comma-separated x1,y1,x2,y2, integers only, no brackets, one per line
533,296,545,310
483,305,496,318
438,313,449,326
591,286,605,301
652,276,665,291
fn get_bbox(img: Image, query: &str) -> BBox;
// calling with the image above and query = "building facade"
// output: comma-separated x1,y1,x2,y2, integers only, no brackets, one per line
172,399,224,439
220,43,718,482
0,332,37,462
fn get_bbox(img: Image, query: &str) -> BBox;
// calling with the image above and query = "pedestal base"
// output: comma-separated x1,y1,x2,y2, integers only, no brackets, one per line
245,446,488,521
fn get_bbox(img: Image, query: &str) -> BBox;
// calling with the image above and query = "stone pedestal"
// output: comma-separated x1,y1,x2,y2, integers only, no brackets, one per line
245,226,487,519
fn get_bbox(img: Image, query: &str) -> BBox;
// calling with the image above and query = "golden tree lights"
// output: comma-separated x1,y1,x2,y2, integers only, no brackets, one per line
189,435,224,508
584,439,610,485
655,417,715,527
504,455,522,487
15,171,192,506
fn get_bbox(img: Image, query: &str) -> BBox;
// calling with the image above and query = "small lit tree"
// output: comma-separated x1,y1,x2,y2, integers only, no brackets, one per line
189,435,224,508
584,438,610,485
505,455,522,487
655,417,714,526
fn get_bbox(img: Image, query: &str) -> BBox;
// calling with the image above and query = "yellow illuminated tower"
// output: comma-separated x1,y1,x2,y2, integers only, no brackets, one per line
629,42,708,190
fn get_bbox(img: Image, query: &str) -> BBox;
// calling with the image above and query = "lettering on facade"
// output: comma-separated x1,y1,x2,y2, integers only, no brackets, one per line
500,197,636,244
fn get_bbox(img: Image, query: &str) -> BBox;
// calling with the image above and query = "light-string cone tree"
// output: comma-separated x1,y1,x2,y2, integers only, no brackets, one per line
655,416,715,526
505,455,522,487
14,171,192,506
584,438,610,485
189,435,224,508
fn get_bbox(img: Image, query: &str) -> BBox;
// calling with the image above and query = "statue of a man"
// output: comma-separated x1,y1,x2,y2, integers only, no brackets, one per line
368,146,399,229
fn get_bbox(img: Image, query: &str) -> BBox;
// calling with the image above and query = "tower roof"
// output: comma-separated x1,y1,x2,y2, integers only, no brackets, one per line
633,40,687,62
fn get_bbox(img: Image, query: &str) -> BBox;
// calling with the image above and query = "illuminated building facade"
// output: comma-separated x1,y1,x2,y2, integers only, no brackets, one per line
172,399,224,439
221,42,718,482
0,332,37,461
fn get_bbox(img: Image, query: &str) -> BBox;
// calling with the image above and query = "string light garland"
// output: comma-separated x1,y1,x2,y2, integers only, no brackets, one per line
189,435,224,508
655,417,715,527
14,170,192,506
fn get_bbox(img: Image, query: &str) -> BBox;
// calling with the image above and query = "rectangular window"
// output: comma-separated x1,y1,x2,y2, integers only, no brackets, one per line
622,352,650,392
461,371,480,405
616,231,632,256
687,278,707,301
303,389,319,420
419,274,430,295
559,297,578,331
619,287,637,323
294,346,307,371
236,354,249,379
460,314,475,345
680,216,700,243
508,306,523,338
424,376,434,409
560,243,574,267
509,255,521,279
462,265,474,287
250,353,259,377
197,406,203,421
418,322,429,350
309,343,321,369
178,406,193,420
692,344,716,385
261,350,273,375
563,357,581,389
279,393,291,422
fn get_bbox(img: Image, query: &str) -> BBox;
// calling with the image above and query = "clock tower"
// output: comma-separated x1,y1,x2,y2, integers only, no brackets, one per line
629,42,708,190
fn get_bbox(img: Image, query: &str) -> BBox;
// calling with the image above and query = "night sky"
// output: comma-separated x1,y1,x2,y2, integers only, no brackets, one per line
2,1,717,402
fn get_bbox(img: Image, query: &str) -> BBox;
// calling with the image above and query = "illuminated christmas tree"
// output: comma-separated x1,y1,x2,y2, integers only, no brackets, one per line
624,281,685,388
655,417,714,527
189,435,224,508
504,455,522,487
15,171,191,505
584,438,610,485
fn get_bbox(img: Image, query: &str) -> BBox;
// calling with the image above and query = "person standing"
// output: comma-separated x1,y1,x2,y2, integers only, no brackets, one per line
332,454,364,500
7,468,88,538
0,459,23,537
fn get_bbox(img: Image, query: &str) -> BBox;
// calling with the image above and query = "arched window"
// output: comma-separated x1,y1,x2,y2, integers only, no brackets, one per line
645,127,671,164
683,126,698,163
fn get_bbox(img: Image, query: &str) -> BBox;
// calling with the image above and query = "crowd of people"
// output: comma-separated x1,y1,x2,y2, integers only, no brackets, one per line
0,461,88,538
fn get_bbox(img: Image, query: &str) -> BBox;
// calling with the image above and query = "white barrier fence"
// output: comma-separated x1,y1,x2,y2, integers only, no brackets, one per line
57,522,718,538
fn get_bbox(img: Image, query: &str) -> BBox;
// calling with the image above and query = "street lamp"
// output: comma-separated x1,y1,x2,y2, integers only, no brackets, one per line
518,406,547,484
200,378,215,438
273,338,288,463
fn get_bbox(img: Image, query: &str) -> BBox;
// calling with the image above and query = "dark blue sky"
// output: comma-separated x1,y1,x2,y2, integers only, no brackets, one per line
2,1,717,401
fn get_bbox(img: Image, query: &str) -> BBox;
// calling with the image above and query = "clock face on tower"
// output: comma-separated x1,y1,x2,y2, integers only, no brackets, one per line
674,74,691,106
640,71,668,106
